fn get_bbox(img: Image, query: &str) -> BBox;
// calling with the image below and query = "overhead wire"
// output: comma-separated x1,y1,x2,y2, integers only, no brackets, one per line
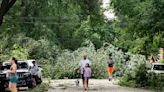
3,16,82,24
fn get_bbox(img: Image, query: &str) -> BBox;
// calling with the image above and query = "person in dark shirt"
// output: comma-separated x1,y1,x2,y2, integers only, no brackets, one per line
107,54,114,81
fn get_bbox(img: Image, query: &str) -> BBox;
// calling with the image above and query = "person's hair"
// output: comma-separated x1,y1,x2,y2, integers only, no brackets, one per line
109,53,112,59
83,55,87,60
12,57,17,65
86,63,90,67
32,61,36,64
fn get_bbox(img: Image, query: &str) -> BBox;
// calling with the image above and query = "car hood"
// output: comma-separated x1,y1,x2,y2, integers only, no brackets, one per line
2,69,29,74
17,69,29,73
148,70,164,74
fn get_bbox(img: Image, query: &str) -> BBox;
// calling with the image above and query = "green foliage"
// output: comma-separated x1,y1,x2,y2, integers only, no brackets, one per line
0,0,164,90
110,0,164,56
119,63,164,91
29,83,49,92
10,44,29,60
43,41,147,79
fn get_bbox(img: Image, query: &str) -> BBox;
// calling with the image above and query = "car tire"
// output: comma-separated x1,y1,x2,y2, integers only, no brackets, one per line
27,79,36,89
28,85,34,89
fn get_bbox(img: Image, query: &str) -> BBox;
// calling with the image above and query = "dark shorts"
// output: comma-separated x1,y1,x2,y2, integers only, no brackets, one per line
84,77,89,80
81,74,89,80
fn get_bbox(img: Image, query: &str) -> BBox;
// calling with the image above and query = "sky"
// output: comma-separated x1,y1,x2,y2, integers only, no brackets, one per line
102,0,115,20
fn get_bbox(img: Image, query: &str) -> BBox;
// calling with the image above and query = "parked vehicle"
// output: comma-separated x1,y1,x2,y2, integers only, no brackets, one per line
0,60,42,90
149,63,164,74
0,71,7,91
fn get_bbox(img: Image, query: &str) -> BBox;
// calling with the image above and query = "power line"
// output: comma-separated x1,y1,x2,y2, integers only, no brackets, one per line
3,21,81,25
6,16,78,20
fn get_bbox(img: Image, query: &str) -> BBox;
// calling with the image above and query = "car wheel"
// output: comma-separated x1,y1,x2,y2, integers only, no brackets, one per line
27,78,36,89
28,85,34,89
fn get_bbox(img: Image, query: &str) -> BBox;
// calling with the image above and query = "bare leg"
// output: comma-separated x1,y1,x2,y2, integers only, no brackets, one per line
13,83,17,92
82,74,85,88
87,79,89,89
9,82,12,91
82,79,85,88
84,80,87,90
10,83,14,92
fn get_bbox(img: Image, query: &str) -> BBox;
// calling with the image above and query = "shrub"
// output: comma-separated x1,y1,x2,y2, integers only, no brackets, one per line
119,63,164,91
42,41,147,79
29,83,49,92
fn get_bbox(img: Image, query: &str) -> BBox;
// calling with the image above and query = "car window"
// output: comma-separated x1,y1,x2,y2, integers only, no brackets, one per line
3,63,11,70
18,62,28,69
153,65,164,70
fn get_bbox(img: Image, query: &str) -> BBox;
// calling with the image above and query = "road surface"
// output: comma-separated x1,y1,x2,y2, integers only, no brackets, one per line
48,79,154,92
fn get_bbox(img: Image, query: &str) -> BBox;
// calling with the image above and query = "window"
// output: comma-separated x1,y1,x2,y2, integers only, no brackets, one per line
153,65,164,71
17,62,28,69
3,62,28,69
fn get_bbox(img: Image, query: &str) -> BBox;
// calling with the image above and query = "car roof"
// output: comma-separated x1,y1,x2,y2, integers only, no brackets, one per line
3,59,35,64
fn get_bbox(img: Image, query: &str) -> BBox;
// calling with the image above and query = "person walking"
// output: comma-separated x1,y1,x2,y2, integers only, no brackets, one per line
107,54,114,81
8,57,18,92
79,54,91,89
83,63,92,90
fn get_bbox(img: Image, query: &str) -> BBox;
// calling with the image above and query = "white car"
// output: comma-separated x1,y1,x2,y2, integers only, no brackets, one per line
1,59,42,89
149,63,164,74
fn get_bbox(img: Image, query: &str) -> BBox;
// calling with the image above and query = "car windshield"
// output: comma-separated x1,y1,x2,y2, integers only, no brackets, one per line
153,65,164,71
3,62,28,70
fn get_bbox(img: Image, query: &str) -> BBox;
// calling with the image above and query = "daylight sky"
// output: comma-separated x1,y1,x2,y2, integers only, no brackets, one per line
102,0,115,19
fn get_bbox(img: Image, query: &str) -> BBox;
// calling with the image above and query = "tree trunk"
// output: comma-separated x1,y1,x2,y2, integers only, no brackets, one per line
0,0,17,26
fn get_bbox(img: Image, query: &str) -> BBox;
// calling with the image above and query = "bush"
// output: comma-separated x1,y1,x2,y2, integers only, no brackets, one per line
29,83,49,92
147,73,164,91
119,63,164,91
42,41,147,79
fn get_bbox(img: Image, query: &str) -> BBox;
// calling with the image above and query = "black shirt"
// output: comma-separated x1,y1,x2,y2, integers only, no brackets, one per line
107,59,114,67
